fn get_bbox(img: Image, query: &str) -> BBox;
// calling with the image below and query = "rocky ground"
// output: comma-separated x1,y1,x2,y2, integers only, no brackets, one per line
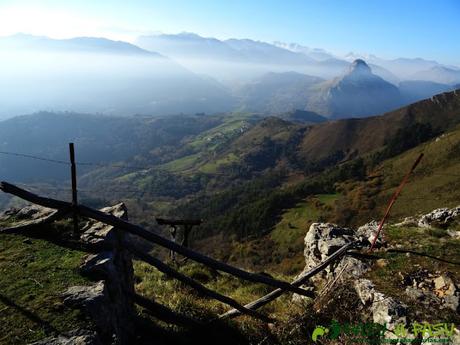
297,206,460,344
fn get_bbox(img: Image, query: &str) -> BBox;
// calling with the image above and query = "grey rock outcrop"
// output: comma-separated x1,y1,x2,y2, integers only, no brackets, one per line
356,220,384,246
2,202,137,345
297,216,459,343
355,279,407,331
417,206,460,228
63,282,113,337
0,205,57,227
394,205,460,229
64,203,135,345
30,329,101,345
80,203,128,249
403,272,460,313
0,205,51,220
447,229,460,239
299,222,376,288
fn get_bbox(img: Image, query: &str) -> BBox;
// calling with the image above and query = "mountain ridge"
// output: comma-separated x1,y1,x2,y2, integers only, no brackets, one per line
0,33,162,56
1,32,458,120
0,34,236,118
305,59,402,118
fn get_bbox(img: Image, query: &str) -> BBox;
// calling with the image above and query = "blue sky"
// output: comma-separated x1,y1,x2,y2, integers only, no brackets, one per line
0,0,459,65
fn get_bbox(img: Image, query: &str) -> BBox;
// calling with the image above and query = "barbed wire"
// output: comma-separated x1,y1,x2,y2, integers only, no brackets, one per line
0,150,233,176
0,138,459,190
3,183,144,195
0,150,155,170
0,151,70,165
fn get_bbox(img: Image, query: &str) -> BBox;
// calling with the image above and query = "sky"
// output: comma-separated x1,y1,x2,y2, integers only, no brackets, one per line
0,0,459,65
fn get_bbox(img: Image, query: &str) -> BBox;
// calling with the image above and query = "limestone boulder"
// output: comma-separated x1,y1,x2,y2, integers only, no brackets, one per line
418,206,460,228
29,329,101,345
355,279,407,331
0,205,57,227
300,223,371,287
80,203,128,249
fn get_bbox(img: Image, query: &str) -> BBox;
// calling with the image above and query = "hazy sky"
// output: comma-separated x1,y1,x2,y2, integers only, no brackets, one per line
0,0,459,65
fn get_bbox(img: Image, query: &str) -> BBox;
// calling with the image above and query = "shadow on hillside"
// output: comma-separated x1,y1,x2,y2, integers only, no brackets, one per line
6,223,251,344
0,293,59,337
134,314,251,345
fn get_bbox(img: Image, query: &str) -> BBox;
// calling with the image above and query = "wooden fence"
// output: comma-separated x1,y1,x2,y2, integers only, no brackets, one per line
0,181,360,338
0,143,425,345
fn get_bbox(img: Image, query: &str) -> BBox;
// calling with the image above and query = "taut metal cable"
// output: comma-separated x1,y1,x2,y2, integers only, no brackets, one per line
0,151,70,165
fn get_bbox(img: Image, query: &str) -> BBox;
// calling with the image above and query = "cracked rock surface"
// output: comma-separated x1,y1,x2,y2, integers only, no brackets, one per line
355,279,407,331
80,203,128,249
299,222,377,287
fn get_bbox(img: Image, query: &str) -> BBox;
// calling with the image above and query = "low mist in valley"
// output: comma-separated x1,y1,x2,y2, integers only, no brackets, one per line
1,33,458,122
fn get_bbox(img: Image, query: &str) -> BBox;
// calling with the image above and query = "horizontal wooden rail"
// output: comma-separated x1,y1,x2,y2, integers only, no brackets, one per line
78,205,311,296
0,182,70,209
0,181,311,296
125,242,273,322
220,241,358,319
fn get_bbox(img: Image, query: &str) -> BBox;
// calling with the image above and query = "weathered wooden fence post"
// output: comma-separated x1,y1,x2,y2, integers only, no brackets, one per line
66,203,136,345
156,218,202,263
69,143,79,234
169,225,177,262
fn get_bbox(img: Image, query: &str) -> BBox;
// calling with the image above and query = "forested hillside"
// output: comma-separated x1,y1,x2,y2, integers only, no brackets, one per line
1,90,459,269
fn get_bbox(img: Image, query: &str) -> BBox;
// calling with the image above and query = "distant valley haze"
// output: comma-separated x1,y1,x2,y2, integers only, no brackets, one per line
0,32,459,120
0,0,459,120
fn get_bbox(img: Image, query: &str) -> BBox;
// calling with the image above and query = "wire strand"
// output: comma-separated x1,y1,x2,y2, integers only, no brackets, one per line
0,151,70,165
0,150,233,176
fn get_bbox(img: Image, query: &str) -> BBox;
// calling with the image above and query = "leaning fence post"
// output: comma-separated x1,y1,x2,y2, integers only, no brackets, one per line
69,143,78,234
169,225,177,262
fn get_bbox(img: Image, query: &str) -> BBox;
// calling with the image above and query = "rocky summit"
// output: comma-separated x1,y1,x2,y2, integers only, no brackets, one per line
306,59,403,118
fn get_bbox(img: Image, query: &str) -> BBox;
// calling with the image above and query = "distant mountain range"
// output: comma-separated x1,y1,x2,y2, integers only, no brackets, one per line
234,60,456,118
0,32,459,120
409,65,460,84
0,33,160,56
272,41,336,61
0,34,235,118
136,33,315,65
136,33,397,82
399,80,456,104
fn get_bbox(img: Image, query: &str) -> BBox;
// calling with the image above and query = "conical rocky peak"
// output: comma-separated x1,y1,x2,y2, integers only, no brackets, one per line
348,59,372,74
